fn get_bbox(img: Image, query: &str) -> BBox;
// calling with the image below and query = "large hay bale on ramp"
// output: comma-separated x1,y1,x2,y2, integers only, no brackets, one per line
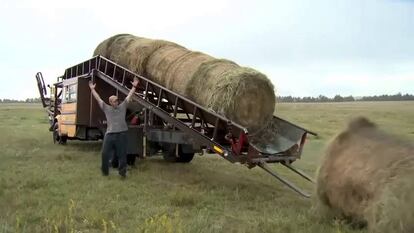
106,34,140,68
163,51,214,91
123,38,180,76
93,34,178,76
93,34,276,133
186,59,275,131
186,59,239,111
315,117,414,233
146,45,191,85
93,34,132,58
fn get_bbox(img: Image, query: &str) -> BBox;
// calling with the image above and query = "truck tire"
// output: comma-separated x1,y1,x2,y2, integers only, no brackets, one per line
127,154,137,166
162,143,194,163
111,154,137,167
53,124,59,144
59,135,68,145
52,123,67,145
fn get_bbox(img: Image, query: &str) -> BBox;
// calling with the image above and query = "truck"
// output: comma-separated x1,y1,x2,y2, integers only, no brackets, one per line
36,55,316,197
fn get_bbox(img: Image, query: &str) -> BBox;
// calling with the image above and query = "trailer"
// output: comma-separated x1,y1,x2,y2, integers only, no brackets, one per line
36,56,317,197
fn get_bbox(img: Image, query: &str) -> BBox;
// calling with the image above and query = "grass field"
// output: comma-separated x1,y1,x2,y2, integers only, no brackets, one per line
0,101,413,233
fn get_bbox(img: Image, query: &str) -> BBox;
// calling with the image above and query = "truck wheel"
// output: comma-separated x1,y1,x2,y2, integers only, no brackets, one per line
52,123,67,145
177,150,194,163
162,145,178,162
59,135,67,145
127,154,137,166
162,144,194,163
53,126,59,144
53,123,60,144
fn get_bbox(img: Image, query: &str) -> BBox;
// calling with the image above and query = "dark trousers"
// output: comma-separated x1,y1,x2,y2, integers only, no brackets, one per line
102,131,127,176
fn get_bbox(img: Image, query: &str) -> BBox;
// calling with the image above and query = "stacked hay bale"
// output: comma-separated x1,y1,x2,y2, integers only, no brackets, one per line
315,117,414,233
93,34,181,75
93,34,275,133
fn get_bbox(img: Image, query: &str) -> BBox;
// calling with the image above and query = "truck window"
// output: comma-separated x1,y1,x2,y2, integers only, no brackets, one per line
63,84,77,103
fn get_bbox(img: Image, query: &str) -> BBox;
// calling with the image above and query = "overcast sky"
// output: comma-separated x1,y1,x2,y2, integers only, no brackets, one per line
0,0,413,99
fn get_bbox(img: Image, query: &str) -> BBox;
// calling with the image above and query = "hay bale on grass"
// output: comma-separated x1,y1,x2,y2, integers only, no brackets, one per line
366,170,414,233
315,117,414,233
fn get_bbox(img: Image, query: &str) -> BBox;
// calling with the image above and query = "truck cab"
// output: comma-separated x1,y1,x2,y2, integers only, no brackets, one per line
53,76,103,143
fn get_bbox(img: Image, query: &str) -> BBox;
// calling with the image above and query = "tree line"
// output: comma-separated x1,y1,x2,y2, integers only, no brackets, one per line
0,98,42,103
1,93,413,103
277,93,414,103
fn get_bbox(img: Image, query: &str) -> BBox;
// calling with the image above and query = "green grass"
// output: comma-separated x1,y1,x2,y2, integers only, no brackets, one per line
0,102,413,233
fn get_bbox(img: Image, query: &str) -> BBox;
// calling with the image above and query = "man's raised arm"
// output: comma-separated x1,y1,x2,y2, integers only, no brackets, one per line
89,80,104,107
125,77,139,102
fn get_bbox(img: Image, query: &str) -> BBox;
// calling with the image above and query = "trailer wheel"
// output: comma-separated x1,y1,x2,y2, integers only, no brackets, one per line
53,128,59,144
162,144,194,163
177,150,194,163
111,154,137,167
59,135,68,145
127,154,137,166
162,146,178,162
52,123,67,145
52,123,60,144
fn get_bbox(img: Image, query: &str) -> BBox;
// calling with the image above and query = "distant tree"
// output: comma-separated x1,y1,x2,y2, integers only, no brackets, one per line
318,95,329,102
277,96,294,102
343,95,355,102
25,98,41,103
277,93,413,103
284,96,294,102
333,95,344,102
358,93,413,101
402,93,414,100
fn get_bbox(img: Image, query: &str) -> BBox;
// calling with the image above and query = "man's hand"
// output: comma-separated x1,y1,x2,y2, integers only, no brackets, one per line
131,77,139,88
125,77,139,102
89,81,96,90
89,80,103,106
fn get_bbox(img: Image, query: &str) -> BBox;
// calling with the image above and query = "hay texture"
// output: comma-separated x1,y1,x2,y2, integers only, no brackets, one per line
315,117,414,233
93,34,133,60
186,59,275,131
146,45,191,85
93,34,179,76
94,34,276,132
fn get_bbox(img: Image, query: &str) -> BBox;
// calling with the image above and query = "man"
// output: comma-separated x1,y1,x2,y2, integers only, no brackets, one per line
89,77,139,178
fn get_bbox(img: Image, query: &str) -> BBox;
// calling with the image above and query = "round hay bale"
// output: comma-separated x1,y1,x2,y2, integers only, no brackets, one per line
366,169,414,233
315,117,414,232
187,59,275,132
124,38,181,76
94,35,178,76
108,34,139,68
164,51,214,91
93,34,133,58
186,59,239,107
146,45,191,86
199,68,273,130
94,34,276,132
214,67,275,132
